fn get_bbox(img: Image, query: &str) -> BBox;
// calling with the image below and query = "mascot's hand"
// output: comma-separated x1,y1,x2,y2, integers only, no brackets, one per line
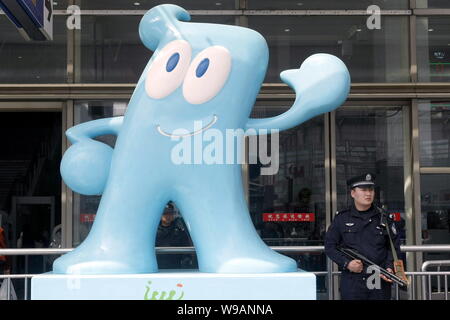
280,53,350,126
60,140,113,195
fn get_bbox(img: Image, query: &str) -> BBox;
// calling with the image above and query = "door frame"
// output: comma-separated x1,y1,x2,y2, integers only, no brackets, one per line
327,101,417,299
0,101,72,248
11,196,55,248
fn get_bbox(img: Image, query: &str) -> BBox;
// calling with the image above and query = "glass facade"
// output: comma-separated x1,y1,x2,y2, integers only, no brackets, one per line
417,17,450,82
249,16,410,83
78,16,149,83
77,13,411,83
247,0,409,10
419,101,450,167
76,0,237,10
419,100,450,261
1,3,413,84
335,106,405,214
0,16,67,83
416,0,450,9
421,174,450,261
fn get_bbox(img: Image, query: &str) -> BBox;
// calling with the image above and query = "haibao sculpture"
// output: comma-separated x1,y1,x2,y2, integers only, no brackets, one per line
53,4,350,274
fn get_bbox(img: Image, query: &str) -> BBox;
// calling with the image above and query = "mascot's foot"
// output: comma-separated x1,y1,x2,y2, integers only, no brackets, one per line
202,249,298,273
52,246,158,275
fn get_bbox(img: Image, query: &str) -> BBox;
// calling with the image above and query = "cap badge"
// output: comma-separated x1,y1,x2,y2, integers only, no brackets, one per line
366,174,372,181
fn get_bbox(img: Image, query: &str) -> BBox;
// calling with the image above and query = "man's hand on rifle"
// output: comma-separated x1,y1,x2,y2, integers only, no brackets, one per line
380,268,394,283
347,259,363,273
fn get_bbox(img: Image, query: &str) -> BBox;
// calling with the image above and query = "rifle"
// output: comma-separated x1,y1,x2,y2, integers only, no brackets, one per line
377,206,410,287
337,246,409,288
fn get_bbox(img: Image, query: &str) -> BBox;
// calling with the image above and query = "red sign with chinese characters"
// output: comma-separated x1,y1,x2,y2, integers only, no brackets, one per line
263,213,315,222
80,214,96,223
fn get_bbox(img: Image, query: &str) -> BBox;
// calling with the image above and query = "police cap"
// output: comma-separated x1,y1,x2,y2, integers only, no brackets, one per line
347,173,376,189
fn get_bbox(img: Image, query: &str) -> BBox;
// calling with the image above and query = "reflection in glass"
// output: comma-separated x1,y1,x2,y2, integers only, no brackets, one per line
335,107,405,226
417,17,450,82
52,1,69,9
421,174,450,261
78,16,149,83
75,0,237,10
188,15,237,26
248,16,409,83
248,105,327,297
419,101,450,167
0,16,67,83
248,0,409,10
416,0,450,8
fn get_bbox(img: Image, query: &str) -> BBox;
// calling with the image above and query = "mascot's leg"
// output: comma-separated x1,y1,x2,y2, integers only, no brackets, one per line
174,167,297,273
53,180,168,274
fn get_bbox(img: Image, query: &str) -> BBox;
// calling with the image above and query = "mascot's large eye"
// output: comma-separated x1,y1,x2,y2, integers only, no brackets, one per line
145,40,192,99
182,46,231,105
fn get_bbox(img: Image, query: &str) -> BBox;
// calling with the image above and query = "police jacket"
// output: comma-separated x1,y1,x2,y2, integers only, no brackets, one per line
324,204,401,272
156,218,191,247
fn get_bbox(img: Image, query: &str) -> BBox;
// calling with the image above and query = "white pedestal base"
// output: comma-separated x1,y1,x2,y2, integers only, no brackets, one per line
31,270,316,300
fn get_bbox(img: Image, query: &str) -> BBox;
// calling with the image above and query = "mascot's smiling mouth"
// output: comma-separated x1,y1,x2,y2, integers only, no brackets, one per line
157,115,218,138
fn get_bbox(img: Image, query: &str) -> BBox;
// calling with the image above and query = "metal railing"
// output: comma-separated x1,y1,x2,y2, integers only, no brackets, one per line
323,270,450,300
421,260,450,300
1,245,450,300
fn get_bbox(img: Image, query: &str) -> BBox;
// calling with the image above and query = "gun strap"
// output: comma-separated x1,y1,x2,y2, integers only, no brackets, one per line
378,207,399,262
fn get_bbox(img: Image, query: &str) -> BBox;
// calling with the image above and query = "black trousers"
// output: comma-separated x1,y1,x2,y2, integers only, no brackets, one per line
340,272,392,300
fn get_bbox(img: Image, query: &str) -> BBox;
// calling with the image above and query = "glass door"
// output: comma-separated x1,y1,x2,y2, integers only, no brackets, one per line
418,101,450,262
334,105,407,227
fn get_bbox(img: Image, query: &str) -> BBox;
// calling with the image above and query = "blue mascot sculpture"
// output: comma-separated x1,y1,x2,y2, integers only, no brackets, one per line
53,4,350,274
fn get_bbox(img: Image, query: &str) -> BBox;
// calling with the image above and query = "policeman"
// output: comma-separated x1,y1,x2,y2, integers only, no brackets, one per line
156,203,193,269
324,173,401,300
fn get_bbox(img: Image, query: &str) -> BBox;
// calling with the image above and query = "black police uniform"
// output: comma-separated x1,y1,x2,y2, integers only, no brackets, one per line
156,217,193,269
324,173,401,300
